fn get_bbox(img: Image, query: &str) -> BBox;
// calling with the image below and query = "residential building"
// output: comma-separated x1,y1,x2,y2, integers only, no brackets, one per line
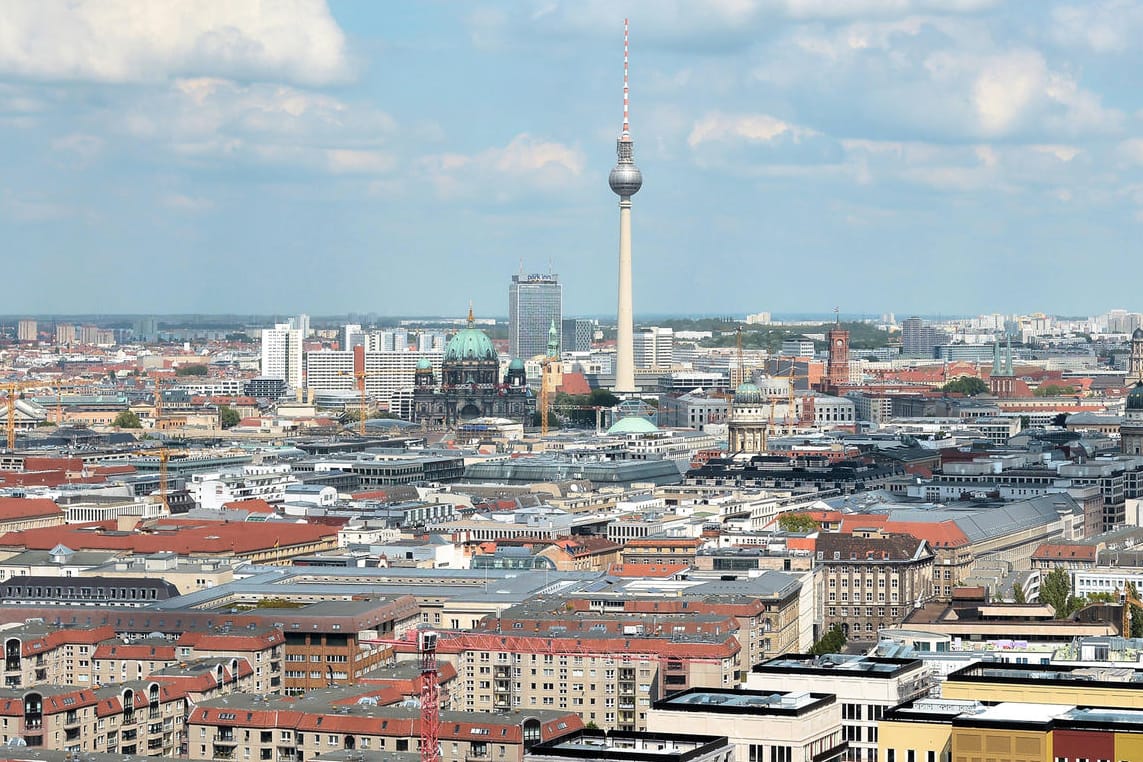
261,323,304,389
305,349,443,410
188,690,582,762
509,272,562,360
17,319,37,342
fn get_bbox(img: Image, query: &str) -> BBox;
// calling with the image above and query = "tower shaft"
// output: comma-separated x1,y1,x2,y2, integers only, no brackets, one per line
615,199,635,392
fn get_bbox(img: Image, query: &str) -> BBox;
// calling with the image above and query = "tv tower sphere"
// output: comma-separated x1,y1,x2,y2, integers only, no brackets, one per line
609,154,642,197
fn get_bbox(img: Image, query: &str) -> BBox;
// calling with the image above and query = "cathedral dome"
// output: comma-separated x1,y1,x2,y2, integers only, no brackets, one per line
508,358,525,371
734,382,763,404
1128,382,1143,411
416,358,433,370
444,328,497,362
1134,328,1143,340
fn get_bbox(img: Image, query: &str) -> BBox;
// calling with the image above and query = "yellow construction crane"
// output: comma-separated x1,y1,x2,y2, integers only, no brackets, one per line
133,447,189,513
339,369,382,436
1119,586,1143,637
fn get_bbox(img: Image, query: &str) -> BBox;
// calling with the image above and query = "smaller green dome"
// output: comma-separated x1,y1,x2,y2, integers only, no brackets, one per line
607,416,659,435
508,358,525,370
735,382,762,403
416,358,433,370
1128,382,1143,411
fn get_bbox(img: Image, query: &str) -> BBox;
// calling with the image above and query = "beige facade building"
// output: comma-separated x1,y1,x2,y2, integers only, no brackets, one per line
647,687,845,762
746,655,931,762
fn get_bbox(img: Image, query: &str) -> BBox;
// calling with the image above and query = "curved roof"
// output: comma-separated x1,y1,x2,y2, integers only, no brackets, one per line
444,327,497,363
607,416,659,435
508,358,525,370
1134,328,1143,340
416,358,433,370
734,382,763,403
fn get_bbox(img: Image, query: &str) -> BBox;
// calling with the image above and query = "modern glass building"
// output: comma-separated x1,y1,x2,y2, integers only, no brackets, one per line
508,272,562,360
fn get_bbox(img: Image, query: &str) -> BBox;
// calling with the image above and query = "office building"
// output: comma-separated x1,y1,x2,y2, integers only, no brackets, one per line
747,655,931,762
509,272,562,360
633,327,673,369
562,318,594,353
901,317,949,358
261,323,304,388
647,688,845,762
344,323,365,351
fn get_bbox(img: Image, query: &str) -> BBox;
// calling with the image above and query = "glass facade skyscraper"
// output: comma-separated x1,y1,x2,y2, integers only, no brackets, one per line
508,273,562,360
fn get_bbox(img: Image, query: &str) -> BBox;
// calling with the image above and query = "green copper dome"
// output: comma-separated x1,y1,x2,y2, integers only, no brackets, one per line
1128,382,1143,411
735,382,763,403
508,358,525,370
416,358,433,370
444,306,498,363
607,416,659,435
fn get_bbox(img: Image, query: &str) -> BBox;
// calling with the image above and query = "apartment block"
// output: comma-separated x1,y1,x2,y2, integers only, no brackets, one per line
188,689,583,762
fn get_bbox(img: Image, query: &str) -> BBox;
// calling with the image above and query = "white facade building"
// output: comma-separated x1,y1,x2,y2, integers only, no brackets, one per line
260,323,303,389
305,349,443,409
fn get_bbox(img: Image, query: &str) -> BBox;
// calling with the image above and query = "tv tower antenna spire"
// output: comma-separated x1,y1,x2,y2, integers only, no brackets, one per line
622,17,630,136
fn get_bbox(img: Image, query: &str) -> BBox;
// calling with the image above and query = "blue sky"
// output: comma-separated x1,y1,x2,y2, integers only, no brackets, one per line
3,0,1143,318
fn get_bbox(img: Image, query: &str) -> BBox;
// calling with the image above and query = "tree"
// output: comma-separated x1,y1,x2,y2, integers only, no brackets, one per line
1034,384,1077,397
175,363,209,377
112,410,142,429
808,624,847,655
218,405,241,429
588,389,619,408
939,376,988,396
1012,582,1026,604
777,513,820,533
1040,566,1078,618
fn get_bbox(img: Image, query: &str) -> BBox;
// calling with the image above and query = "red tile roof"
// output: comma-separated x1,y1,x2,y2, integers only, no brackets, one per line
0,518,337,556
1032,543,1097,562
0,497,63,521
222,498,276,514
881,520,970,549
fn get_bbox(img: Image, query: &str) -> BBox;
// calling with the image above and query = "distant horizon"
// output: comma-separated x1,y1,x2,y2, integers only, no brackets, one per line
0,310,1100,326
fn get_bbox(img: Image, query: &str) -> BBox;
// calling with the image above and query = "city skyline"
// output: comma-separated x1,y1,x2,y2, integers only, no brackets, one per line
5,2,1143,315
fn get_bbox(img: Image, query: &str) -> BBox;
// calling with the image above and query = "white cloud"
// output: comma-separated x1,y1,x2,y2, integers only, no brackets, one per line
113,78,396,175
422,134,585,201
0,0,349,85
1050,1,1143,54
687,112,816,147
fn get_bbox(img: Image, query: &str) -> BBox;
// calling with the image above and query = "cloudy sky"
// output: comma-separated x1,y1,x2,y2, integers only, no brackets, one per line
3,0,1142,318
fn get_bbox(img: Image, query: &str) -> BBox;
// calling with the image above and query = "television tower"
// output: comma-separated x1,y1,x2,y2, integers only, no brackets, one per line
609,18,642,393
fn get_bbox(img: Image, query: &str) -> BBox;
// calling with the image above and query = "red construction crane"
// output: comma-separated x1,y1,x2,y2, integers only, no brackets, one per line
419,630,440,762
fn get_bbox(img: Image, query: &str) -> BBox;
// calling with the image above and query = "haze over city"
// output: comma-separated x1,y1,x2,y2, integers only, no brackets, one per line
4,1,1143,316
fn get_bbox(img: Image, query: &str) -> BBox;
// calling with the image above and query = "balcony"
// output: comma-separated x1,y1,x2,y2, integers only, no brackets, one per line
214,749,236,760
216,732,236,744
148,739,165,751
